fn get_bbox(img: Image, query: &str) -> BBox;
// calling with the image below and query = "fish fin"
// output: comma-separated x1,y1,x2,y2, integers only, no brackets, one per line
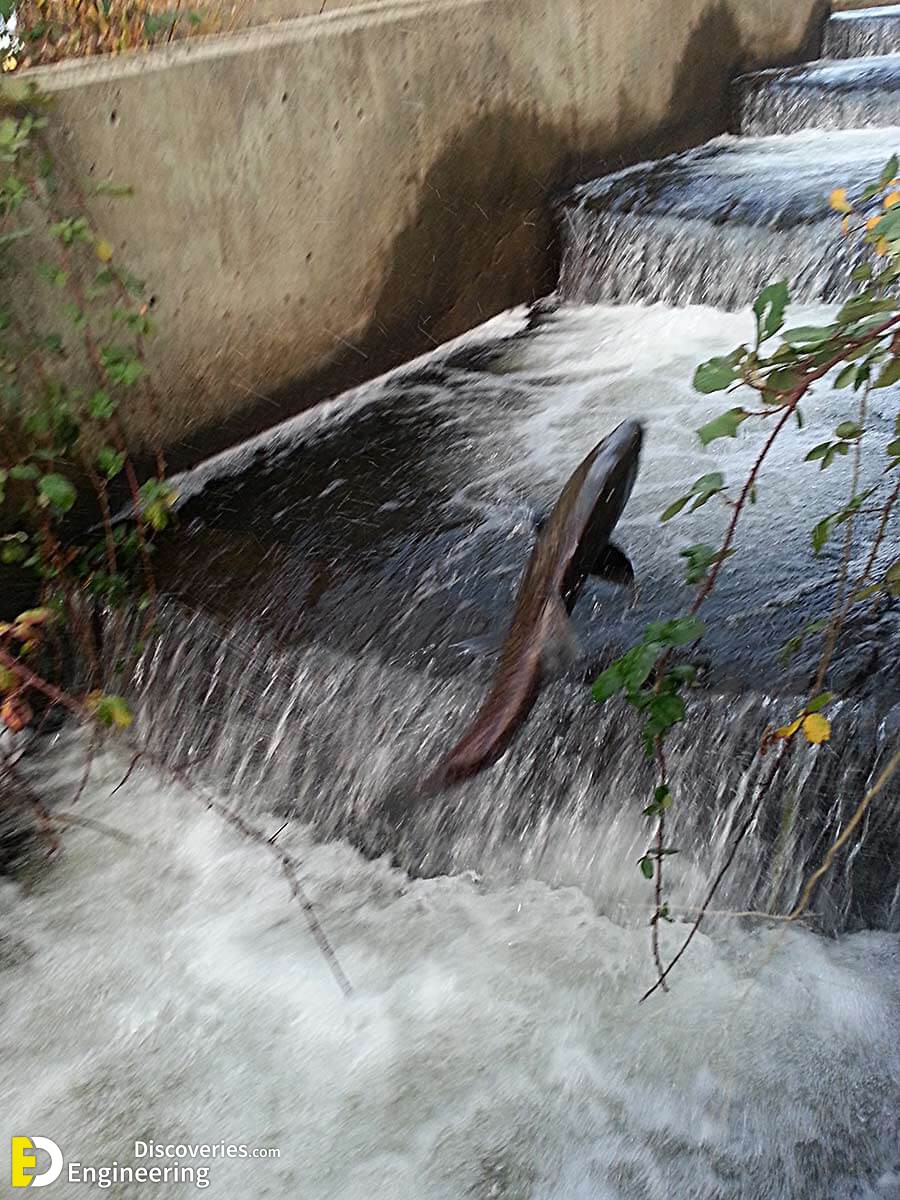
591,542,635,589
540,596,581,677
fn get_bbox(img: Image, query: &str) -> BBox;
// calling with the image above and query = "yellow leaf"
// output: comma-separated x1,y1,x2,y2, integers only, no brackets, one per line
1,55,18,73
802,713,831,745
829,188,853,214
775,717,803,740
877,236,889,256
866,214,883,231
840,215,851,236
95,239,114,263
885,191,900,209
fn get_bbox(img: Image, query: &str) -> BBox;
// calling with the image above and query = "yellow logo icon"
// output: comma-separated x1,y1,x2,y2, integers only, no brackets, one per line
11,1137,63,1188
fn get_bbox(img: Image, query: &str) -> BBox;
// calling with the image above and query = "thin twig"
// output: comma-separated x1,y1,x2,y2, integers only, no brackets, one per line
640,743,791,1003
53,810,138,846
810,386,868,695
786,745,900,922
110,750,143,796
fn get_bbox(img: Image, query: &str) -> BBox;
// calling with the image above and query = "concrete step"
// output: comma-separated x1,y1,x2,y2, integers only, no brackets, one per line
824,5,900,58
733,53,900,135
557,125,900,307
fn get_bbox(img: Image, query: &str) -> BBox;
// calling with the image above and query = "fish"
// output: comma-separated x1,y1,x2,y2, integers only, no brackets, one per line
423,418,643,791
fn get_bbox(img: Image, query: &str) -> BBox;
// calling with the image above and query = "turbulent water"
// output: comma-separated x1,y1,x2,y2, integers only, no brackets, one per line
2,6,900,1199
824,6,900,59
734,56,900,137
1,737,899,1200
2,296,898,1199
558,127,900,307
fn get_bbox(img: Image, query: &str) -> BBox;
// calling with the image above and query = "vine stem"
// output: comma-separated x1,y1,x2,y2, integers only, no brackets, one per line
858,472,900,591
786,745,900,922
0,647,86,717
640,742,792,1003
690,314,900,621
649,739,669,991
809,386,868,696
642,314,900,999
26,175,159,628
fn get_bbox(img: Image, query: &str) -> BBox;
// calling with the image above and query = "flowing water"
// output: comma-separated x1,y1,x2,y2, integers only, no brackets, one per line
734,56,900,137
2,8,900,1200
824,5,900,59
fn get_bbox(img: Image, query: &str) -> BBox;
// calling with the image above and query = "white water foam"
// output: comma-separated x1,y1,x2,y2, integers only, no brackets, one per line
1,738,898,1200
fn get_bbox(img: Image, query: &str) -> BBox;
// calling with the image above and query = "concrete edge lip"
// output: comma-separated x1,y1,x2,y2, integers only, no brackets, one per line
22,0,486,89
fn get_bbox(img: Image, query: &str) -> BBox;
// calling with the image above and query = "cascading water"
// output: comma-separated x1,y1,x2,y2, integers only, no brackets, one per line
734,56,900,137
2,8,900,1200
558,127,900,307
824,5,900,59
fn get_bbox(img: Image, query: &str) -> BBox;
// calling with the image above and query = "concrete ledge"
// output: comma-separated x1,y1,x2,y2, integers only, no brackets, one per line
22,0,828,463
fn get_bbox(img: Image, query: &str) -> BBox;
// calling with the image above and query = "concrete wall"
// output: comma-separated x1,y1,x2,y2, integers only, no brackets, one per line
21,0,828,464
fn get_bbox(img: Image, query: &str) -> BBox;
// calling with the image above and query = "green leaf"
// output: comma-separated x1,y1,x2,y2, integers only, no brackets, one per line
639,857,654,880
88,390,117,421
592,665,623,703
834,363,857,389
880,154,899,188
697,409,749,447
0,532,27,564
89,693,133,730
669,665,697,684
873,356,900,389
753,280,789,343
643,785,674,818
622,642,662,692
650,693,686,729
97,447,125,479
836,296,897,325
780,324,839,347
693,358,738,394
9,463,39,480
812,517,834,555
874,207,900,241
644,616,705,646
660,495,690,523
834,421,863,440
806,692,834,714
764,366,802,397
37,473,76,513
804,442,831,463
679,543,735,585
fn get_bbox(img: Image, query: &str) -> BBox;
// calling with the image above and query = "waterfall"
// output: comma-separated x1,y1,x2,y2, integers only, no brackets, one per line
3,5,900,1197
824,5,900,58
734,57,900,137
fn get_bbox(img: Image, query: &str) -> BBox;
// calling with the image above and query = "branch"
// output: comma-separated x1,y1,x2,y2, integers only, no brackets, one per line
640,742,791,1003
786,744,900,922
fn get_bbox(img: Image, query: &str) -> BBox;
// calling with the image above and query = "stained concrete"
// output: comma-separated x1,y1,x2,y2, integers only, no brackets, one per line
15,0,828,464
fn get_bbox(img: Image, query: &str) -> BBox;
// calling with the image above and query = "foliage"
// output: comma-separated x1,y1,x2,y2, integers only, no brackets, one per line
0,77,175,739
592,157,900,996
2,2,248,70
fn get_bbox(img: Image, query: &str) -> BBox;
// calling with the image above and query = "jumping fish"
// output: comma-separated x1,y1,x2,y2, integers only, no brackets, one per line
424,419,643,791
